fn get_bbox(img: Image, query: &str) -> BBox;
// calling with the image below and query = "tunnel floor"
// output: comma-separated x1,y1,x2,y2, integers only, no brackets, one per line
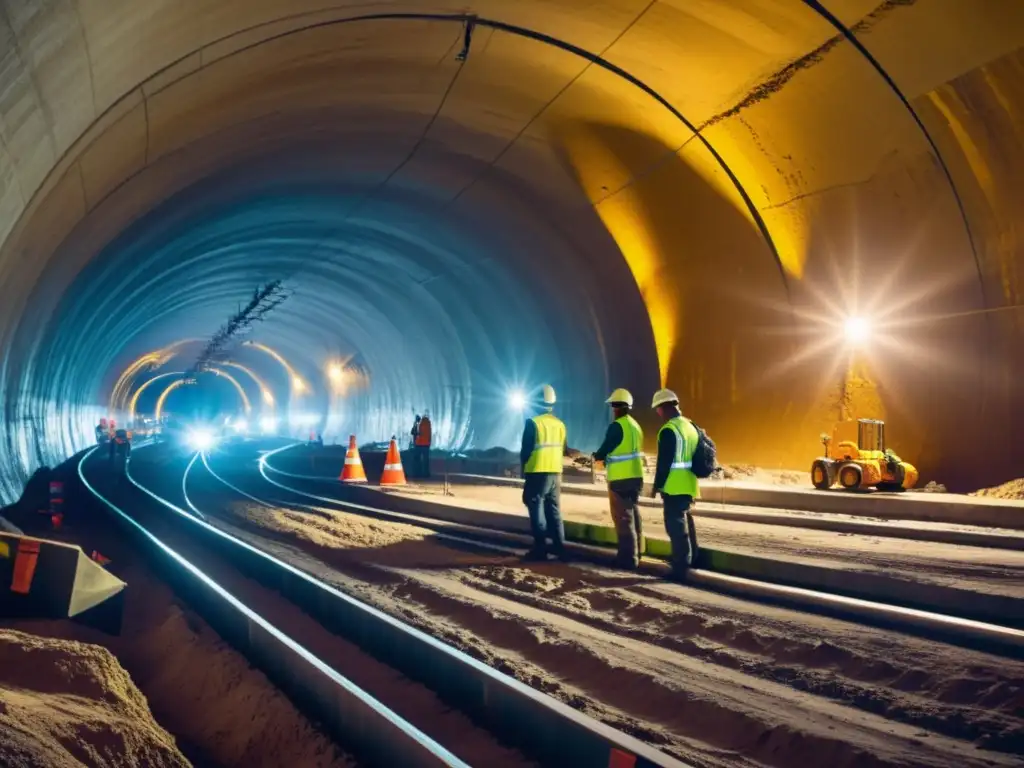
2,438,1023,767
193,441,1024,765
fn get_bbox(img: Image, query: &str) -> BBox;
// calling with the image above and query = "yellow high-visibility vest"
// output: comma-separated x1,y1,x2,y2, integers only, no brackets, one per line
524,413,566,474
605,415,644,482
658,416,699,497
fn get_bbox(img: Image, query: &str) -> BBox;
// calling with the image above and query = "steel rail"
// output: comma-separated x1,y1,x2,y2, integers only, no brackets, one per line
105,443,691,768
76,446,467,768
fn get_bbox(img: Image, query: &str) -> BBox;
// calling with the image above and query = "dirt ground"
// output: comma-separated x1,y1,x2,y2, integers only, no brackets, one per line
191,442,1024,768
0,467,355,768
972,478,1024,501
392,481,1024,599
0,629,189,767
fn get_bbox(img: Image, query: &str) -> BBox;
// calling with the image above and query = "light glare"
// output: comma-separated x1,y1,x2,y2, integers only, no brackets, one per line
509,389,527,412
187,428,216,452
844,316,871,345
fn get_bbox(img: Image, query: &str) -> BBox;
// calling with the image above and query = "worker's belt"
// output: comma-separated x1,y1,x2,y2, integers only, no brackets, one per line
535,442,563,448
606,452,643,463
670,461,692,469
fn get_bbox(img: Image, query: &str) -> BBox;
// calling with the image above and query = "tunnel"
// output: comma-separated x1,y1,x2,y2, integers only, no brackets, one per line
1,0,1022,502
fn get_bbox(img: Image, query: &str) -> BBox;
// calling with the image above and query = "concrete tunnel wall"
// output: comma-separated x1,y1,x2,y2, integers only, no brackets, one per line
0,0,1022,501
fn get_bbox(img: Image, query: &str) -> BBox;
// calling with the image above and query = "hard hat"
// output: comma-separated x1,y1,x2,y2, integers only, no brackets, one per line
651,388,680,409
605,388,634,407
541,384,557,405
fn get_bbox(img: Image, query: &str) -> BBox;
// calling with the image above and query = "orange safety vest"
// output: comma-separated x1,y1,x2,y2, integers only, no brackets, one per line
415,417,432,446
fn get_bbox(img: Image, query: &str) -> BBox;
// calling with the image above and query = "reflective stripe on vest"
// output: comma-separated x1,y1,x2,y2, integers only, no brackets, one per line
606,415,644,482
524,413,565,474
659,417,699,497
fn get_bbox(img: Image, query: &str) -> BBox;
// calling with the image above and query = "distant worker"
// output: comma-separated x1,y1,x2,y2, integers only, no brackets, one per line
109,427,131,463
520,385,568,561
651,389,701,580
593,388,645,569
410,415,421,450
415,411,433,478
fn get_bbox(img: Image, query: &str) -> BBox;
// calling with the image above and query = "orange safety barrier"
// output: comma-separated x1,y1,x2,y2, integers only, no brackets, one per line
380,437,407,486
339,435,367,484
11,539,41,594
91,550,112,567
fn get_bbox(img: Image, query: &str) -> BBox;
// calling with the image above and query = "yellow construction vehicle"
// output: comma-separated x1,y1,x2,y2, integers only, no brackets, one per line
811,419,918,492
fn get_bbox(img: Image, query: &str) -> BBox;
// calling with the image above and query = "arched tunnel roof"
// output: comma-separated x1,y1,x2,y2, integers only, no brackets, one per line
1,1,1022,500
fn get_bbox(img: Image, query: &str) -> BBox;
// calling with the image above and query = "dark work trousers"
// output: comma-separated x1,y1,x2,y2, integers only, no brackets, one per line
414,445,431,478
608,478,645,568
662,493,697,577
522,472,565,555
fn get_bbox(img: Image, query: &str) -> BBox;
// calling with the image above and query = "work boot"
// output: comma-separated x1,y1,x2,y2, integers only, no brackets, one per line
666,567,689,583
615,555,639,571
522,548,549,562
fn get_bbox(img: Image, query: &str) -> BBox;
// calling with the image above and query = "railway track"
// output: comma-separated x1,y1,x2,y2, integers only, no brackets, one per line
250,443,1024,655
78,443,688,768
168,440,1024,766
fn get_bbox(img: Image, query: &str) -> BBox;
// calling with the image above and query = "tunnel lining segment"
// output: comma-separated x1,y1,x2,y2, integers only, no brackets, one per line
800,0,988,313
9,8,794,301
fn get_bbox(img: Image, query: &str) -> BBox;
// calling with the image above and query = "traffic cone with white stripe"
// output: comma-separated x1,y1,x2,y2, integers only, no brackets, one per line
380,436,406,486
339,435,367,483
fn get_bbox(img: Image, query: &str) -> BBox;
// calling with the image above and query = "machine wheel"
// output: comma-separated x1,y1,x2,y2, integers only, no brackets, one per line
877,462,906,492
876,482,904,492
838,463,863,490
811,460,835,490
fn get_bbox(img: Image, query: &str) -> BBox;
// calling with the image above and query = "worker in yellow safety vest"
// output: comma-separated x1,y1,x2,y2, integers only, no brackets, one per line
651,388,700,580
519,384,568,561
592,388,646,569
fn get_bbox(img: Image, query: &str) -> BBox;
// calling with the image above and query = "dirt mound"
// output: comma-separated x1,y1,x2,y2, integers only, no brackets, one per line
970,478,1024,500
717,464,804,485
0,629,189,767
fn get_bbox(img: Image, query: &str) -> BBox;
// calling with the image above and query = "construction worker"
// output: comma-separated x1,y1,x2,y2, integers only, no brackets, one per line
520,385,567,561
593,388,645,569
651,389,700,580
415,411,433,478
410,415,421,450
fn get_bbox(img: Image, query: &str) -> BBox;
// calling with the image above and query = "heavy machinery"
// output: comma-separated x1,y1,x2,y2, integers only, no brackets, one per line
811,419,918,492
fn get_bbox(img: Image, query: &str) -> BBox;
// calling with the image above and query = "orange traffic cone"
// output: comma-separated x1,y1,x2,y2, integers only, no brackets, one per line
380,436,407,486
339,435,367,483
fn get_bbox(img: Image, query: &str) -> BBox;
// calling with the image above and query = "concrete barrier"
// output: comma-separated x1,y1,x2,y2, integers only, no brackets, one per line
447,473,1024,531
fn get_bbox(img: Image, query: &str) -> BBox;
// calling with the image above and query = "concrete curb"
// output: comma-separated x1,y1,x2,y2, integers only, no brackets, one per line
332,485,1024,631
447,473,1024,534
257,456,1024,653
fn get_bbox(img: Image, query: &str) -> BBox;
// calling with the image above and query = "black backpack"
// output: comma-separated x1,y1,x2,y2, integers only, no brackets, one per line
690,423,718,479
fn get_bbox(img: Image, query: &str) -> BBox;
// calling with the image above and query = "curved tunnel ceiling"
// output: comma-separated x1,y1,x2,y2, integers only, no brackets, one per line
1,1,1023,500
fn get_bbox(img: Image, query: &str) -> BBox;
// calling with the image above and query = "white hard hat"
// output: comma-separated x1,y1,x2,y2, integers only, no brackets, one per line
651,388,679,409
541,384,557,405
605,388,634,407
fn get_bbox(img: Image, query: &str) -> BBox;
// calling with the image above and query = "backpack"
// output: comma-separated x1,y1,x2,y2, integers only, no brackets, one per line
690,423,717,479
